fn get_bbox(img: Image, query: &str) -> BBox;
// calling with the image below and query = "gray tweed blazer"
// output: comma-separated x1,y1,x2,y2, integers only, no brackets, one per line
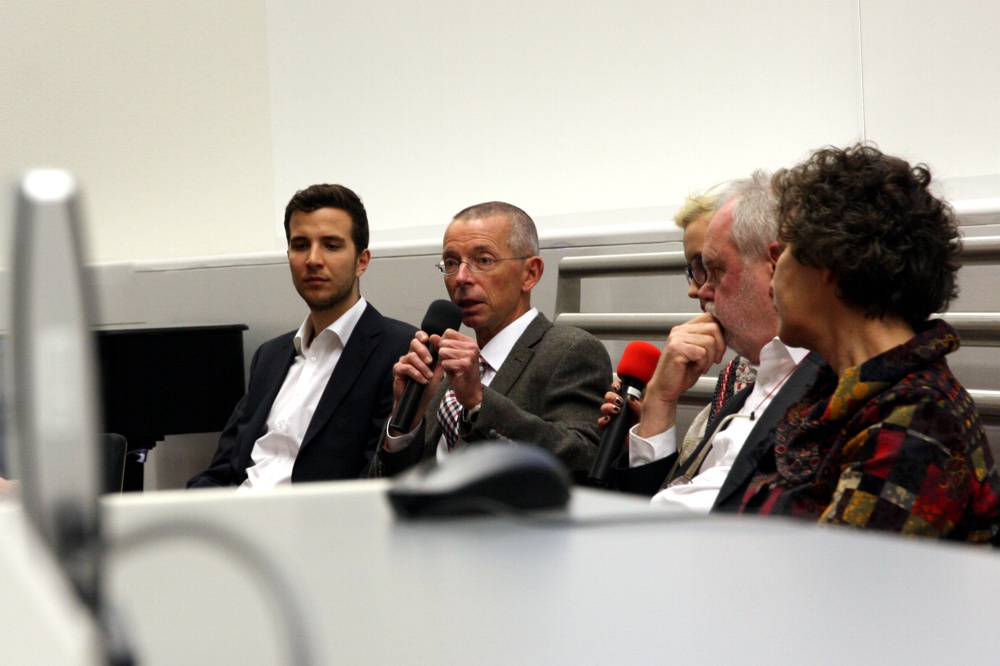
369,313,612,478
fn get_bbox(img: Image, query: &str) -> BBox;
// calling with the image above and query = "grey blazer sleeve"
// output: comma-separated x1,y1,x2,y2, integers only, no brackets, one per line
461,317,611,476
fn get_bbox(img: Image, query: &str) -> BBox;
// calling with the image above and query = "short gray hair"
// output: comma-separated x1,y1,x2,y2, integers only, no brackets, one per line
452,201,539,256
714,169,778,262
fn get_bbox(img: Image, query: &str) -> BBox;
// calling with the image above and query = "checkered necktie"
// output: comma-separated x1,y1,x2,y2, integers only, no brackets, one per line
437,355,489,450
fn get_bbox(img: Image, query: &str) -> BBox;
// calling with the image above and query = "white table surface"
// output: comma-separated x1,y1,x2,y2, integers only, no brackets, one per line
88,480,1000,665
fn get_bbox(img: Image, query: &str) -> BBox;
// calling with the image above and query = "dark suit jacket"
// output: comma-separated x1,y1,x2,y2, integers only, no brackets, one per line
369,313,612,479
712,351,824,511
608,351,825,500
188,303,416,488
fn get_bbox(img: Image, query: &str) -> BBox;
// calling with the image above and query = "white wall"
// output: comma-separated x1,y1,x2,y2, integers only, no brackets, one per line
2,0,998,265
0,0,276,262
861,0,1000,182
264,0,863,233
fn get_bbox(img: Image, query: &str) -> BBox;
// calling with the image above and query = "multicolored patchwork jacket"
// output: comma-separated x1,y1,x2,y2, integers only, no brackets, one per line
738,319,1000,544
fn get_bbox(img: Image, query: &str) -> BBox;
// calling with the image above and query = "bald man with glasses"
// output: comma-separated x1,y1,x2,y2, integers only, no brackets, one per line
369,201,612,480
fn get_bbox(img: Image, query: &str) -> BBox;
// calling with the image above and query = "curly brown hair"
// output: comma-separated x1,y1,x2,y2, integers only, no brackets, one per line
771,144,960,327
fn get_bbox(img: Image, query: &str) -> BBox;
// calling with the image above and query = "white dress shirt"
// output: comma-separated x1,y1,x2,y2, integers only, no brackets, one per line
629,337,808,513
383,308,539,460
239,297,368,490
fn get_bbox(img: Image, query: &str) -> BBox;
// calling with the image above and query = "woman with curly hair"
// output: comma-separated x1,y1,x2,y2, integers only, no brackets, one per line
734,143,1000,543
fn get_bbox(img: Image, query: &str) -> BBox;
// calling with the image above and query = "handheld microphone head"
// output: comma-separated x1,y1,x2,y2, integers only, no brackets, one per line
388,300,464,433
616,340,661,387
421,299,464,337
588,340,662,487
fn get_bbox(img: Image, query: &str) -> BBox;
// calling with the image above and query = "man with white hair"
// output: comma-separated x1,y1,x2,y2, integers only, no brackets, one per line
605,172,822,511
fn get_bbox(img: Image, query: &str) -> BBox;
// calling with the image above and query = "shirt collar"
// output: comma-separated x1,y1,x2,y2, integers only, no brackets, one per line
755,337,809,384
294,296,367,355
479,308,538,371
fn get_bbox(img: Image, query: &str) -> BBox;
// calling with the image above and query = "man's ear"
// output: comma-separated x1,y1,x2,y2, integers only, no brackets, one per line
522,256,544,293
767,241,782,267
355,248,371,277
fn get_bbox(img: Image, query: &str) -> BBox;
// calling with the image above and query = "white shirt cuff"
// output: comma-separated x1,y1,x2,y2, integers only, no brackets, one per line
628,423,678,466
383,420,420,453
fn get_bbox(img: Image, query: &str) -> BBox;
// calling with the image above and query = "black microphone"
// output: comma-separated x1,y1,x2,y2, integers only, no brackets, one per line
388,299,464,433
589,340,662,487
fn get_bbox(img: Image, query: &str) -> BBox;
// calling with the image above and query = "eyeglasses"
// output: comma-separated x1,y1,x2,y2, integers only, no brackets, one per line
436,256,530,276
685,255,708,287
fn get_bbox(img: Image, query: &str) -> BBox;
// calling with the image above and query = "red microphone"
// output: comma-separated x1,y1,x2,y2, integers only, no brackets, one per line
589,341,662,487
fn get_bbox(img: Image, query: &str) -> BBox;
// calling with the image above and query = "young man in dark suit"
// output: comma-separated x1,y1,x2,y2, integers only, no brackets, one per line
188,184,416,489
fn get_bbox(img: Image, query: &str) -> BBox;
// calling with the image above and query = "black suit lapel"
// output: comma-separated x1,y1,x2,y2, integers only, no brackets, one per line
238,339,297,472
301,304,381,450
704,383,754,441
712,351,825,510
